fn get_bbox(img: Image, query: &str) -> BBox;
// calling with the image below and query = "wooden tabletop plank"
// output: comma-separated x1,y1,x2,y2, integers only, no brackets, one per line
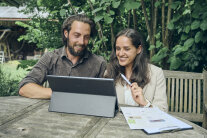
0,96,207,138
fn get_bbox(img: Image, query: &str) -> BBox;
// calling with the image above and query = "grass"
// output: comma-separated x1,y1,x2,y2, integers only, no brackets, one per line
0,60,28,81
0,60,29,96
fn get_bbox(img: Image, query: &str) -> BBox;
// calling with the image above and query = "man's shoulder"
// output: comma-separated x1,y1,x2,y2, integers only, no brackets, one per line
89,53,106,63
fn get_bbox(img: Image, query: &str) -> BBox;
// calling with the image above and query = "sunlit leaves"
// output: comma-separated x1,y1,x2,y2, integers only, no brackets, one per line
92,7,102,14
94,15,104,22
123,0,141,11
59,9,66,17
112,0,120,8
104,15,113,24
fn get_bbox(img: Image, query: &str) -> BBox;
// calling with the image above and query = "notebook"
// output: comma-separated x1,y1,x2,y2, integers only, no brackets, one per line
47,75,118,117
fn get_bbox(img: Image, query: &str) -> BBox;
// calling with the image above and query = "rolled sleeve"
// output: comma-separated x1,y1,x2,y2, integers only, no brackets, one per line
19,53,52,89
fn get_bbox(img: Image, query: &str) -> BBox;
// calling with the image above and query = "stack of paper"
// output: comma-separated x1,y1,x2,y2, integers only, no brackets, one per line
120,107,193,134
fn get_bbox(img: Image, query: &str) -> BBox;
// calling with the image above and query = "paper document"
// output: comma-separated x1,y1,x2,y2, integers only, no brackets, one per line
121,107,193,134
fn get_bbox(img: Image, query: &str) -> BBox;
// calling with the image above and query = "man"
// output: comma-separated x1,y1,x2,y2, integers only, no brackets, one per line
19,14,106,99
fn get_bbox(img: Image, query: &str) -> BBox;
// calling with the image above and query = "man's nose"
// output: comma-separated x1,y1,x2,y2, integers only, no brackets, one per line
78,37,84,45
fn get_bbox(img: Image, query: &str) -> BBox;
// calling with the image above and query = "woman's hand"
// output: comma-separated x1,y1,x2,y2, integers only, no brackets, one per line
130,82,148,106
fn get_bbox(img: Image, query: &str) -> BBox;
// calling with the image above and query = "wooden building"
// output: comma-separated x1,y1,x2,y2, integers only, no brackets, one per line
0,1,43,60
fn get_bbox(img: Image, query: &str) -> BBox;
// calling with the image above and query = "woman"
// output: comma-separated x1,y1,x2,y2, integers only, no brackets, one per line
105,28,168,112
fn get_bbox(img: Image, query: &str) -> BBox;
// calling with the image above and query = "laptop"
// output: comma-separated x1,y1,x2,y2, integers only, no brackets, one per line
47,75,118,117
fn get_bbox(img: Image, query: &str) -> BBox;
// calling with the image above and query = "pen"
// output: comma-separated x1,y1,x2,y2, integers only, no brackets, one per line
120,73,132,86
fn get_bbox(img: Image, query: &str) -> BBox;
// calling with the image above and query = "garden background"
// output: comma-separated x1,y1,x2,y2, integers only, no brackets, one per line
0,0,207,96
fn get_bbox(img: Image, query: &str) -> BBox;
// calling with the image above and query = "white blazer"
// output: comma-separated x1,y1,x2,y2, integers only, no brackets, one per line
115,64,168,112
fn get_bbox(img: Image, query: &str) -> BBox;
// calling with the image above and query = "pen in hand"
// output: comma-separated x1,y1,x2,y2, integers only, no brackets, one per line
120,73,132,86
120,73,139,99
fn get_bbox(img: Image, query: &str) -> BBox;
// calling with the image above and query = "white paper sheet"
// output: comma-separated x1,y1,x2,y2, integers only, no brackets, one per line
120,107,193,134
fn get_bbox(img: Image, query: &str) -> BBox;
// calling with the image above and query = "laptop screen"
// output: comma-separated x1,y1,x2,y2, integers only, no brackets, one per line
47,75,118,117
47,75,116,96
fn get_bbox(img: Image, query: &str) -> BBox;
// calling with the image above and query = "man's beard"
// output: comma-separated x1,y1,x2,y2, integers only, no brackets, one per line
67,38,87,57
68,45,86,57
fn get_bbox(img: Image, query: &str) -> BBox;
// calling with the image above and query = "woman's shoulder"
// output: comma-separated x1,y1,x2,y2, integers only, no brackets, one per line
148,64,163,75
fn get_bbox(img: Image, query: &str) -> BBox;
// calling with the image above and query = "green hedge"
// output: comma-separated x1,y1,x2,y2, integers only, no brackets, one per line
0,66,20,96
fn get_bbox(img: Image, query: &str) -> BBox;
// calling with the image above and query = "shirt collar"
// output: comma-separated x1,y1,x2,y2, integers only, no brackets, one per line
60,46,67,58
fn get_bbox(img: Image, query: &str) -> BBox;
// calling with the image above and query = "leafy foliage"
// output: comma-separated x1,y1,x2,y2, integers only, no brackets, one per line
0,66,19,96
17,0,207,72
17,60,38,71
166,0,207,71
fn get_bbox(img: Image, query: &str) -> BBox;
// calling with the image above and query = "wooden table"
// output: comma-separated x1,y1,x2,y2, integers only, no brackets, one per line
0,96,207,138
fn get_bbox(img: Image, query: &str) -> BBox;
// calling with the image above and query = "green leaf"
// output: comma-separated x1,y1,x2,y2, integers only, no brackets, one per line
195,31,202,43
94,15,104,22
148,45,155,50
183,9,191,15
37,0,42,7
174,46,183,56
59,9,66,17
15,21,31,28
171,1,180,10
151,47,168,64
178,28,182,34
170,56,182,70
184,25,191,33
192,10,200,19
183,38,194,51
100,0,110,6
109,10,115,15
200,20,207,31
181,34,187,41
92,7,102,14
51,10,58,14
156,41,162,48
191,20,200,30
167,21,174,30
112,1,121,8
172,14,181,22
155,32,160,39
201,12,207,20
124,0,141,11
154,1,160,7
104,15,113,24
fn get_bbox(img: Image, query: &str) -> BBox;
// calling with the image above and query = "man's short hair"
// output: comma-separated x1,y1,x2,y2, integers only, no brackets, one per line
62,14,97,46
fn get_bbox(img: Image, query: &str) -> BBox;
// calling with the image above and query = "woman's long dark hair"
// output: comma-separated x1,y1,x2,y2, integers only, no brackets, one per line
105,28,149,88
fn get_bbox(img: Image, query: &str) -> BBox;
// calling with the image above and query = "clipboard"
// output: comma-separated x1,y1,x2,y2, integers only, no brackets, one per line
143,124,193,134
120,107,193,134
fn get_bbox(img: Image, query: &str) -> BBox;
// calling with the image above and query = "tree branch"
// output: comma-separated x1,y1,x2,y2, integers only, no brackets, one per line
162,0,165,45
68,0,77,14
128,10,131,28
165,0,173,48
133,9,138,30
140,0,152,42
152,0,158,44
87,0,106,49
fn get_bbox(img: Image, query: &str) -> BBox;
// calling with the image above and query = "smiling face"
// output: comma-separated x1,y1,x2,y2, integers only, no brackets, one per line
64,21,91,56
115,36,141,70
